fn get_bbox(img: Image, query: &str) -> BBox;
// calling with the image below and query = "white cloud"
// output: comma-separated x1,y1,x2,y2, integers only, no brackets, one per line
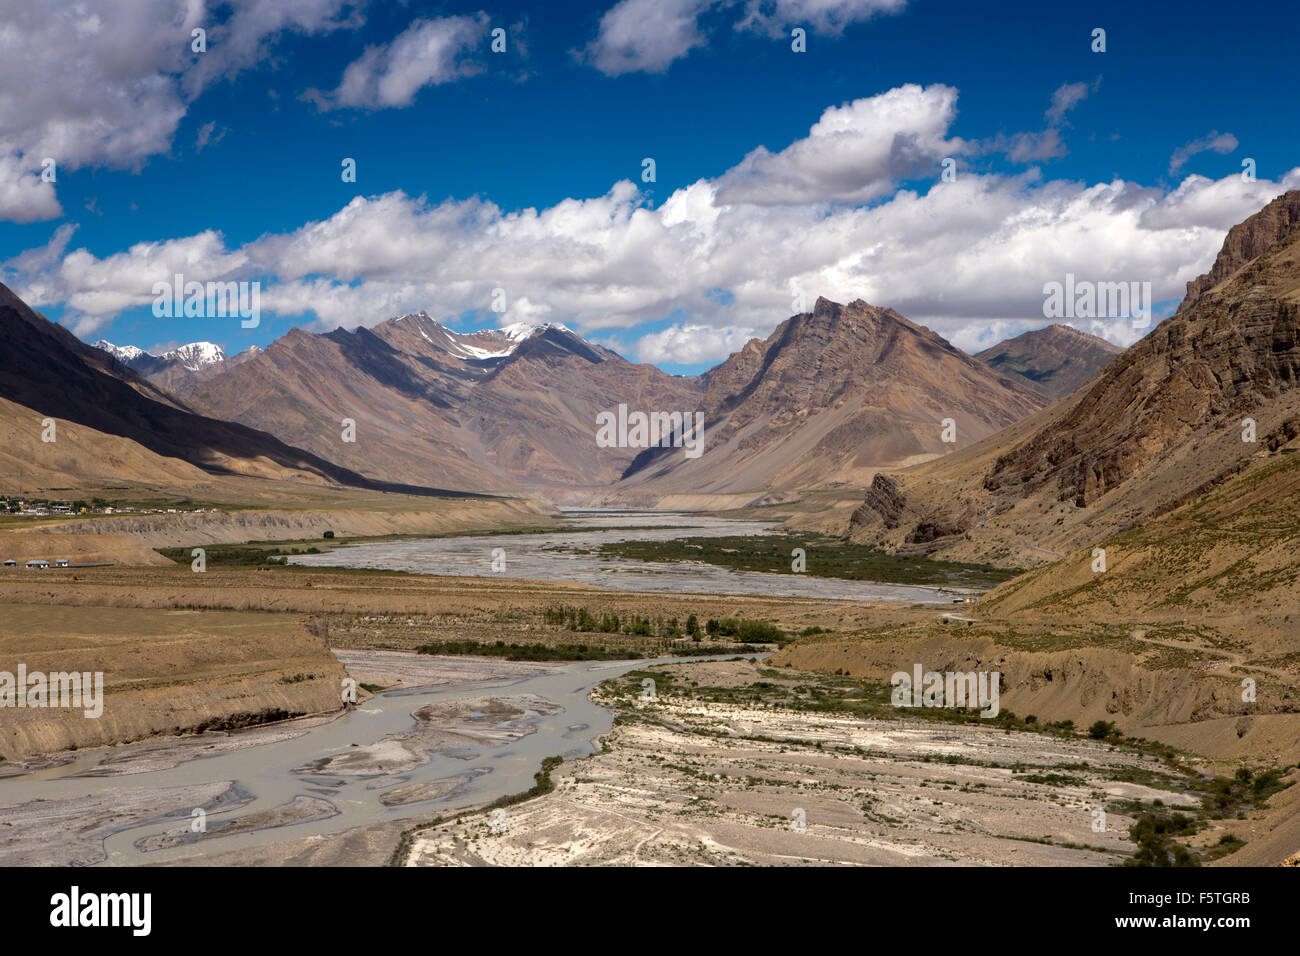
985,128,1066,164
11,228,251,335
195,121,229,153
714,84,966,205
580,0,717,76
635,323,760,364
979,80,1096,165
735,0,907,38
12,84,1300,363
1139,170,1291,230
0,0,358,222
1169,131,1238,174
0,154,62,222
581,0,907,75
1,223,77,303
1045,81,1089,124
307,14,489,110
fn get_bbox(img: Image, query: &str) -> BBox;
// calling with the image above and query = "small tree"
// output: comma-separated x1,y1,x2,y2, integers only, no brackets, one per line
1087,720,1116,740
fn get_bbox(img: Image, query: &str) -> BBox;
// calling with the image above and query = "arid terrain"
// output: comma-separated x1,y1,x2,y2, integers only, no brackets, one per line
404,658,1296,867
2,195,1299,869
1,546,1297,866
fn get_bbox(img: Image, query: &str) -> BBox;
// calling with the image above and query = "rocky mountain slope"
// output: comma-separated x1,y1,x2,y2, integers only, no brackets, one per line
615,297,1047,499
845,189,1300,577
973,324,1122,400
188,311,703,493
0,284,474,499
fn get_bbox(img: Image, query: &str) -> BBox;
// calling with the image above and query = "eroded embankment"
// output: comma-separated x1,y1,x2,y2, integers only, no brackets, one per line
0,531,171,566
0,603,348,762
773,633,1300,765
24,496,555,550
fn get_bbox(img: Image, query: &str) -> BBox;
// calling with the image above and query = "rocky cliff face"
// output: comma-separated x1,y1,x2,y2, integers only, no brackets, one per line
984,193,1300,507
1179,190,1300,312
850,474,906,530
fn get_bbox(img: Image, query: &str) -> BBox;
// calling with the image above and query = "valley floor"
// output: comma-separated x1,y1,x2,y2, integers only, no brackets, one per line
406,659,1192,867
2,559,1297,866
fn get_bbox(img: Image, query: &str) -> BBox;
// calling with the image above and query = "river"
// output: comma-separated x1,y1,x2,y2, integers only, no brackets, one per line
287,510,968,603
0,652,756,866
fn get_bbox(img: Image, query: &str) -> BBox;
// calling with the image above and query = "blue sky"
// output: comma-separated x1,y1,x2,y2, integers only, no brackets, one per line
1,0,1297,375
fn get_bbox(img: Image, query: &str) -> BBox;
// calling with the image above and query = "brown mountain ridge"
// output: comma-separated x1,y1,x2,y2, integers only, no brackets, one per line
614,297,1049,500
846,189,1300,572
0,284,475,499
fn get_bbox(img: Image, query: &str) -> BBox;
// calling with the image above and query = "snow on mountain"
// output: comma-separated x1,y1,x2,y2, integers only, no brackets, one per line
168,342,226,370
93,340,145,362
387,312,577,362
500,321,572,341
93,339,227,370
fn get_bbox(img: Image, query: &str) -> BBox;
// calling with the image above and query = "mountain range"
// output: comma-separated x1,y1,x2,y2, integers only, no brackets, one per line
612,297,1048,502
76,304,1117,503
6,187,1298,620
0,285,475,500
973,324,1123,400
93,340,262,397
182,313,701,493
6,257,1132,506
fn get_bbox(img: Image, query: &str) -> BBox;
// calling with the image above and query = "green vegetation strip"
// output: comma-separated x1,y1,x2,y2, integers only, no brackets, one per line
592,532,1021,587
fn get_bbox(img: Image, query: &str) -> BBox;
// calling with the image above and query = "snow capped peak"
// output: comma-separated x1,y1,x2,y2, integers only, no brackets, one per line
167,342,226,370
500,321,572,342
94,340,145,362
500,322,534,342
376,311,583,363
94,338,226,370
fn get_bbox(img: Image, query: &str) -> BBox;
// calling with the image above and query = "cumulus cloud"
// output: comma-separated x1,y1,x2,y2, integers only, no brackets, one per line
581,0,906,75
306,14,489,110
1169,130,1239,174
11,84,1300,362
0,223,78,303
580,0,717,75
0,0,357,222
1139,171,1278,230
714,84,965,205
8,227,251,335
0,154,63,222
635,322,760,364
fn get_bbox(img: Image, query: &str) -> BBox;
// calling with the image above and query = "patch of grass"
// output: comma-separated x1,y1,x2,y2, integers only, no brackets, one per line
594,532,1021,587
417,640,641,661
